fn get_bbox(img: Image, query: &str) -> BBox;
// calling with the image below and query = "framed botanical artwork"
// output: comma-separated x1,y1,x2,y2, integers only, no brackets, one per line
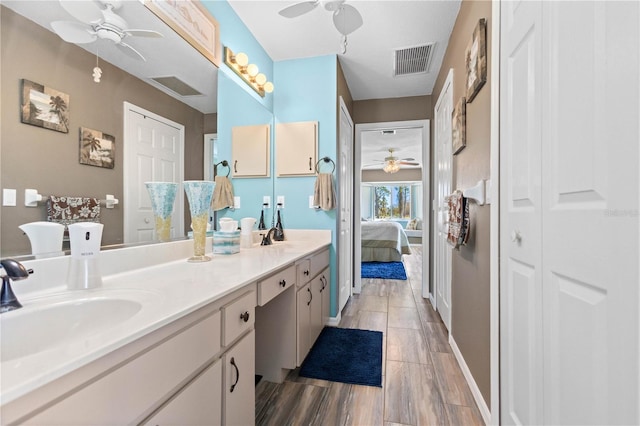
20,79,70,133
144,0,221,67
452,97,466,155
465,18,487,103
80,127,115,169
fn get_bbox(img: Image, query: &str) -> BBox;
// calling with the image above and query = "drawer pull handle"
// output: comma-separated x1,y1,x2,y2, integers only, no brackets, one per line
230,357,240,393
280,279,286,287
240,311,250,322
307,287,312,306
304,270,310,276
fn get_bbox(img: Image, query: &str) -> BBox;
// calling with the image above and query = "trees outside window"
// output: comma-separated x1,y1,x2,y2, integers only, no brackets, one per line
373,185,411,219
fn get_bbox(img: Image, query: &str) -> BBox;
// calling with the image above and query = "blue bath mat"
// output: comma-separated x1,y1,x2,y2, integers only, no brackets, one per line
299,327,383,387
361,261,407,280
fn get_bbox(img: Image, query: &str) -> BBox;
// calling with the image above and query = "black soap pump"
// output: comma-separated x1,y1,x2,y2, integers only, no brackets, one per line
258,203,267,230
274,203,285,241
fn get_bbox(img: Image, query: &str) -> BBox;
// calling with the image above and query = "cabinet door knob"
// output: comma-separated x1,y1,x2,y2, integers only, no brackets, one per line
279,279,286,287
230,357,240,393
307,287,312,306
511,230,522,243
304,270,309,276
240,311,250,322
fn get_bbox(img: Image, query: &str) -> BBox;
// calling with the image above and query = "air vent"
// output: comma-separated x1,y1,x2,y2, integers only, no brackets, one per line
151,76,202,97
394,43,435,76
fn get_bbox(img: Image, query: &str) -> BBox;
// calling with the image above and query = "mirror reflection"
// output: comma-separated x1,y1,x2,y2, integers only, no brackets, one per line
0,2,275,259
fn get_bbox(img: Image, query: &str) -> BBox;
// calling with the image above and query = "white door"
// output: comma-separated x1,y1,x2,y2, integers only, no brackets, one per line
433,69,454,331
500,2,640,425
123,103,184,243
338,97,354,313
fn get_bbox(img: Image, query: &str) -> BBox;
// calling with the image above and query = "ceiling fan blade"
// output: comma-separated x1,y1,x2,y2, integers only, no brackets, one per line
399,161,420,166
51,21,97,44
116,41,146,61
59,0,103,23
400,157,415,161
333,4,363,35
124,29,164,38
278,1,319,18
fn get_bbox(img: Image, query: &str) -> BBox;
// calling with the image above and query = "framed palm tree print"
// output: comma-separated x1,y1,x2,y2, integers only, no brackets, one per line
20,79,69,133
80,127,115,169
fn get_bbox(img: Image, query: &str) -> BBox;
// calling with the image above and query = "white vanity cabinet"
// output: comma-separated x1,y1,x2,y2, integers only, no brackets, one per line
231,124,270,177
275,121,318,176
20,287,256,426
295,249,330,366
223,329,255,426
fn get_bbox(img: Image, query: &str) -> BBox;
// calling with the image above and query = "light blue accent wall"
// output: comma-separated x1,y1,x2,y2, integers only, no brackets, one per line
273,55,339,317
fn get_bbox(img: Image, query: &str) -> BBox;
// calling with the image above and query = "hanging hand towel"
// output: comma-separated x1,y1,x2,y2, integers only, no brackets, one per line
211,175,235,211
313,173,337,211
47,196,101,226
447,190,470,250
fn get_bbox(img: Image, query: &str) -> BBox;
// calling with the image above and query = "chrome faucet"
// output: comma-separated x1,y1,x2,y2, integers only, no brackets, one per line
260,228,277,246
0,259,33,313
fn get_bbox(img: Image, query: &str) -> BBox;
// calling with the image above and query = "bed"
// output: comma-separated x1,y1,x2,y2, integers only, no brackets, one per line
361,221,412,262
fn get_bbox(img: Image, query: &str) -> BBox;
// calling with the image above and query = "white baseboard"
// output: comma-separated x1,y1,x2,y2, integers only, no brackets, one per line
449,335,491,425
327,313,341,326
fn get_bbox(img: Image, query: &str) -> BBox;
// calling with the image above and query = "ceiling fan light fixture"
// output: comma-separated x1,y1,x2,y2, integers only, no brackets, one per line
383,160,400,174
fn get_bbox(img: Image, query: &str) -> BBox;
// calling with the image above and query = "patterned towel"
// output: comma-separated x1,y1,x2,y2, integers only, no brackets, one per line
447,190,470,250
46,196,101,226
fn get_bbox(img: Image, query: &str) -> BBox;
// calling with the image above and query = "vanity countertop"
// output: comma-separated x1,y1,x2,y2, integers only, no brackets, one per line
0,230,331,406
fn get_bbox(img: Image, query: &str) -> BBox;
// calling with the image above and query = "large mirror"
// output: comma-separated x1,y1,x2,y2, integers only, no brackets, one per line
0,1,274,259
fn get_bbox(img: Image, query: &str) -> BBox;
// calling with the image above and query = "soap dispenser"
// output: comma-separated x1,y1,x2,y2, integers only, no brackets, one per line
258,206,267,230
274,205,285,241
67,222,104,290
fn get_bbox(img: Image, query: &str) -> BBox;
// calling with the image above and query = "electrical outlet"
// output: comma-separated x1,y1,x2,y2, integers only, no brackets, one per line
277,195,285,208
262,195,271,209
234,196,241,209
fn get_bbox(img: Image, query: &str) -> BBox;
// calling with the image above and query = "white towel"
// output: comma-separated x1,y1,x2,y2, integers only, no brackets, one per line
211,176,235,211
313,173,336,211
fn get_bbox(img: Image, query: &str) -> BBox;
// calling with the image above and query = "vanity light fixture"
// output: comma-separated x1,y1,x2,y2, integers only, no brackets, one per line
224,46,274,97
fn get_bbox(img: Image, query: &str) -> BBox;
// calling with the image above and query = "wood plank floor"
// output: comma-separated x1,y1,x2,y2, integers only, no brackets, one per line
255,246,484,426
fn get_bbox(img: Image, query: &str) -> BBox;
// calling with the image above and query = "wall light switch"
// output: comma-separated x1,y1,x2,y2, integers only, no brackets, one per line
277,195,285,209
3,189,16,207
234,196,241,209
263,196,271,209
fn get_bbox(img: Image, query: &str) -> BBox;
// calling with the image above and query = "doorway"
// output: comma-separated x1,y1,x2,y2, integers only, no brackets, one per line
123,102,185,243
354,120,430,299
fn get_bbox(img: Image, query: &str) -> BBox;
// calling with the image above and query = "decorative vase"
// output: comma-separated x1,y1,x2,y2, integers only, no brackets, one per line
145,182,178,242
183,180,215,262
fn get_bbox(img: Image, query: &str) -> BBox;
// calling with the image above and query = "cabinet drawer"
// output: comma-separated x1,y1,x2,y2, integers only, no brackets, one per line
26,312,221,424
296,259,311,288
310,249,329,279
258,265,296,306
222,290,256,346
143,359,222,425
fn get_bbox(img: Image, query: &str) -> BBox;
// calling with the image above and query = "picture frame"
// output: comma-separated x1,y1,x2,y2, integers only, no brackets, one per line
452,97,466,155
465,18,487,103
144,0,221,67
20,79,70,133
80,127,115,169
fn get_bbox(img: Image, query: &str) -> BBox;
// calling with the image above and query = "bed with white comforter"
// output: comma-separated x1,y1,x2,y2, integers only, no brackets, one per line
361,221,412,262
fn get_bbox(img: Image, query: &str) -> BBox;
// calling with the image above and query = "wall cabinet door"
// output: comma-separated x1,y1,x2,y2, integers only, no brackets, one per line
296,283,312,365
232,124,270,177
144,360,222,425
276,121,317,176
224,329,255,426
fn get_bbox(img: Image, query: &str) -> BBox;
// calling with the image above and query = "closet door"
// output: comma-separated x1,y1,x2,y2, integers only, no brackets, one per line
541,2,639,424
499,1,544,424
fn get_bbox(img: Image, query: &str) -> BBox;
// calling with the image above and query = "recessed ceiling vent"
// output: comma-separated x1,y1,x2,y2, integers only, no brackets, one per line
394,43,435,77
151,76,202,97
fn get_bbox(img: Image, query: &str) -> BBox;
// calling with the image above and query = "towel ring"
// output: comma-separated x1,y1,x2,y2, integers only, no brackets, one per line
315,157,335,174
215,160,231,177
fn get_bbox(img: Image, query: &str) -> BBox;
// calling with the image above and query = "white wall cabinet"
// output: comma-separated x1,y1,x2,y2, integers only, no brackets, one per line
276,121,317,176
232,124,270,177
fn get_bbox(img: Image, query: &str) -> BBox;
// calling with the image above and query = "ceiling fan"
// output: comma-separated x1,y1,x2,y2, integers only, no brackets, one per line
50,0,163,61
366,149,420,174
278,0,363,36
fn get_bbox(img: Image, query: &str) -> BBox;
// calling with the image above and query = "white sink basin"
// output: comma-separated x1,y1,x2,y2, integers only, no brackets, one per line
1,290,155,362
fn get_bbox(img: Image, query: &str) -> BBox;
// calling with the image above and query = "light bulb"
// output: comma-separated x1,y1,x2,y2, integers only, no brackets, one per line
247,64,259,77
255,73,267,85
263,81,274,93
235,52,249,67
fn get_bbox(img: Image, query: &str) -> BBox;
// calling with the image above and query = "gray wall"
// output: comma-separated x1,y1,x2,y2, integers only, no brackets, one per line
1,7,206,256
431,0,492,405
